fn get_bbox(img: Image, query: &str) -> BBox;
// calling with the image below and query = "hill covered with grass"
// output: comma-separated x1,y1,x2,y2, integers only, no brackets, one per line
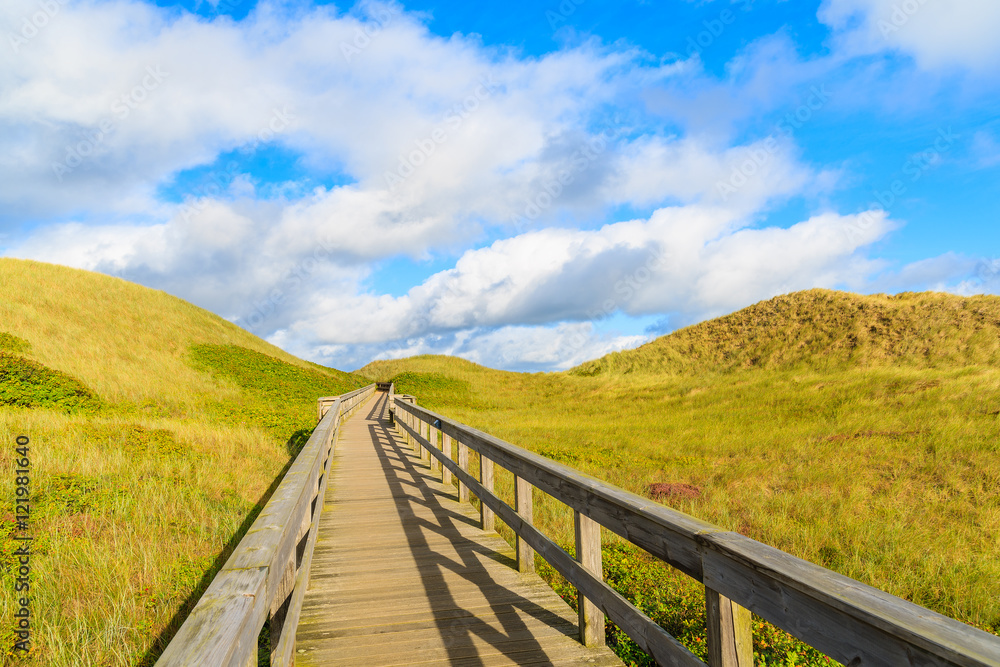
0,259,366,665
360,289,1000,665
571,289,1000,376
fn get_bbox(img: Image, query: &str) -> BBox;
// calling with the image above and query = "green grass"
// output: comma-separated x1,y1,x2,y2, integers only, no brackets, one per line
0,354,101,413
361,295,1000,666
0,334,30,356
189,343,365,443
0,259,368,665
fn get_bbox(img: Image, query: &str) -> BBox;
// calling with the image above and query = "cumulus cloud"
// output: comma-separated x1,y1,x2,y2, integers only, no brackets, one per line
820,0,1000,72
263,206,896,357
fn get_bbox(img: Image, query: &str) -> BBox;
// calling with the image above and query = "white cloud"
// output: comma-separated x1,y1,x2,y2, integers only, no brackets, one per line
970,131,1000,169
0,0,677,226
272,321,647,372
268,206,897,351
2,0,984,373
820,0,1000,72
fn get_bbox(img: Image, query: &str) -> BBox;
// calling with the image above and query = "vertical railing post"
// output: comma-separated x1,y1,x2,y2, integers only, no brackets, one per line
428,422,440,474
480,455,494,532
420,419,429,462
515,476,534,573
457,439,469,501
408,411,415,451
269,557,295,664
442,432,452,486
408,411,417,452
706,588,753,667
574,511,605,647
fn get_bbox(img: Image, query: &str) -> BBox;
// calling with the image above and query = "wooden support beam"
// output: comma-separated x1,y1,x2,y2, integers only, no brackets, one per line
706,587,753,667
515,476,534,573
428,423,440,473
442,433,453,486
575,511,605,648
457,439,469,502
420,420,430,462
268,556,295,664
480,455,495,532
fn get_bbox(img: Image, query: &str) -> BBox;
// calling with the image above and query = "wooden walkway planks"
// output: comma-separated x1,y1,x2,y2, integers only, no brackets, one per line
295,393,623,667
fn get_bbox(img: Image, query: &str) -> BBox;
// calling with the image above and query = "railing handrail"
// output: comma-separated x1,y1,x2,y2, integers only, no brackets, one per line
157,383,377,667
391,398,1000,667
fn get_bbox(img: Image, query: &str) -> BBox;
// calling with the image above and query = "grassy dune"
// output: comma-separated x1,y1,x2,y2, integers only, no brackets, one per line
0,259,366,665
4,260,997,666
360,291,1000,665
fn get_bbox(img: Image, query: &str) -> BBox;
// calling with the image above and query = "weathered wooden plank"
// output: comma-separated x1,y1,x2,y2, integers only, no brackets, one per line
481,455,495,532
705,588,751,667
575,511,605,648
515,476,535,573
155,567,267,666
442,433,453,486
457,438,469,502
296,603,577,640
702,532,1000,667
299,635,618,667
428,423,440,473
296,598,577,634
299,648,624,667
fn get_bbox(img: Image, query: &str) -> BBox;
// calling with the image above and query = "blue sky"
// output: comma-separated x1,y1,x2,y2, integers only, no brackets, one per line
2,0,998,371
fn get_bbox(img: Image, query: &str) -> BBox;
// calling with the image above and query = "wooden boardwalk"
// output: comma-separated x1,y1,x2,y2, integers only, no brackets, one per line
295,393,623,666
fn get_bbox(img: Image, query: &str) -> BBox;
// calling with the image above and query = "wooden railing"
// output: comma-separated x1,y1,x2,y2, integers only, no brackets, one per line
157,383,377,667
391,394,1000,667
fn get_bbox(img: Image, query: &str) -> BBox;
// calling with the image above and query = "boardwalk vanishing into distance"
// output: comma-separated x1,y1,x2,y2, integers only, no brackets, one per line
158,384,1000,667
295,393,622,666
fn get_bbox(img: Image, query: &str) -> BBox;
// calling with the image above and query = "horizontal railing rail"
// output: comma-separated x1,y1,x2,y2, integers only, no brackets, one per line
391,397,1000,667
157,383,377,667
